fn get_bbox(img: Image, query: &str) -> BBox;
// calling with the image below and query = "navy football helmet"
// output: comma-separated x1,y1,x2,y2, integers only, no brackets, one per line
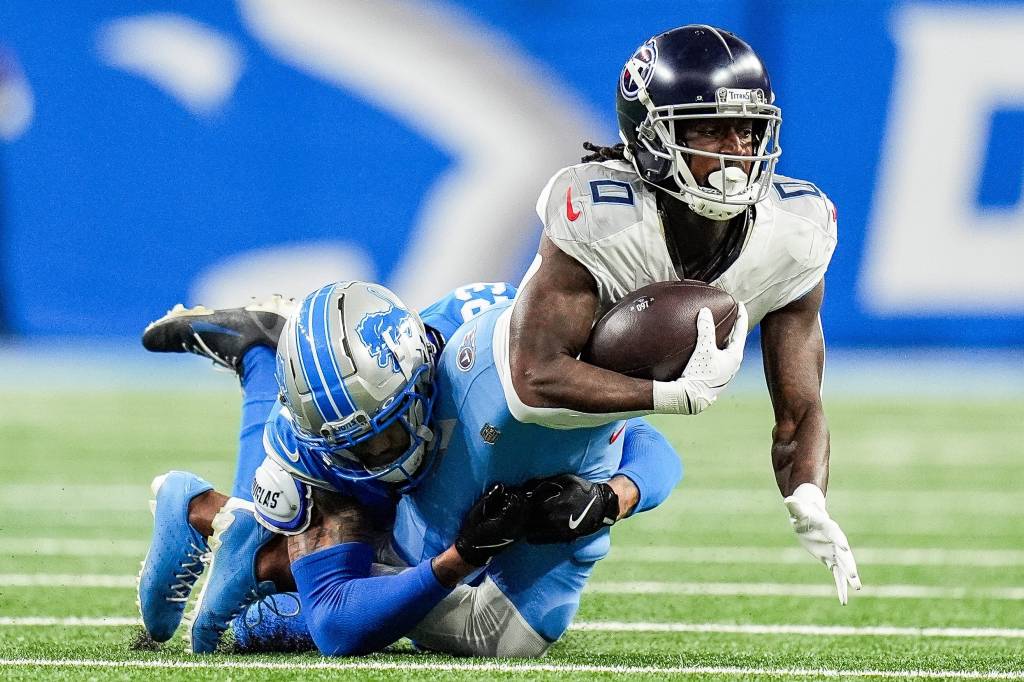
616,25,781,220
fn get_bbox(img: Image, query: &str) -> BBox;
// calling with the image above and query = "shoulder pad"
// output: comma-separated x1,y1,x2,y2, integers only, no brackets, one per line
740,174,838,314
538,160,647,245
768,174,837,231
420,282,516,341
766,175,838,265
252,458,313,535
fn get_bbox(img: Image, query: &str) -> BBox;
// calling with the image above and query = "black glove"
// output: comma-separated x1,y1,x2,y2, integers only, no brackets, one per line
522,474,619,544
454,483,526,566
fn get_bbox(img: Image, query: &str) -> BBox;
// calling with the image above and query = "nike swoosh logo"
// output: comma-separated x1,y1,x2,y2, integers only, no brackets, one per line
191,321,243,337
568,495,598,529
565,186,581,222
473,539,515,549
609,423,627,444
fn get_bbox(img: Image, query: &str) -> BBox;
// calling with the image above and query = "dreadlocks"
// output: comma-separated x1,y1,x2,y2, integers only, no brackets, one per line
580,141,627,163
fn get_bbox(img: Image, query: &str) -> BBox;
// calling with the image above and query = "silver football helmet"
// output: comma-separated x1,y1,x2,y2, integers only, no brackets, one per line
275,281,437,489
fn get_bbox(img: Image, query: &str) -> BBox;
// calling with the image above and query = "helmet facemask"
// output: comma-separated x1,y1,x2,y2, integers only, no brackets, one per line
622,61,782,220
292,361,437,492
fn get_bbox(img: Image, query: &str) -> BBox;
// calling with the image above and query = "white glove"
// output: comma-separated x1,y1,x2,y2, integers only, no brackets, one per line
784,483,862,605
652,302,748,415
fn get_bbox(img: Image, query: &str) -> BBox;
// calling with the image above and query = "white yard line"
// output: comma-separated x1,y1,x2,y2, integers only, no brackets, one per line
0,617,140,626
2,616,1023,640
0,657,1022,678
573,622,1024,639
0,485,149,511
0,538,149,556
6,538,1024,568
653,489,1024,516
0,574,136,588
606,546,1024,567
4,574,1024,600
3,485,1023,514
584,581,1024,600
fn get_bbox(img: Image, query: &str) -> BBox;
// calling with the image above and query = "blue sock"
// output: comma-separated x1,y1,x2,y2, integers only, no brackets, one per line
232,593,314,653
232,345,279,500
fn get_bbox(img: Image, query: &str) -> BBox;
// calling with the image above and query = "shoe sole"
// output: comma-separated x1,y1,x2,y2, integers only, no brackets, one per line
144,297,295,336
143,305,216,335
135,472,173,642
242,294,296,319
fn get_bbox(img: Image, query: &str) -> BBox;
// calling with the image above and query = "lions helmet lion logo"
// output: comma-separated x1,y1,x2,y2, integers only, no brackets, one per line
356,290,415,373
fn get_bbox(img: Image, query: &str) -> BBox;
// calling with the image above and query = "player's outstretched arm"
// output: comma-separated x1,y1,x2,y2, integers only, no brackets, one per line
509,236,745,426
760,279,861,604
289,485,525,656
760,280,830,496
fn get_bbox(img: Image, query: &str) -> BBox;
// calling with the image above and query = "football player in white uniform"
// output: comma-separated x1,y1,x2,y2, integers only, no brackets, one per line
501,25,860,603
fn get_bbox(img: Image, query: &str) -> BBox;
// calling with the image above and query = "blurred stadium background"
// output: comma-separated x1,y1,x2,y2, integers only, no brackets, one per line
1,0,1022,678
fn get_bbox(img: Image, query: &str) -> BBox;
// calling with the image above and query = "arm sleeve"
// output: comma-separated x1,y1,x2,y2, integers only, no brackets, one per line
614,419,683,515
292,542,452,656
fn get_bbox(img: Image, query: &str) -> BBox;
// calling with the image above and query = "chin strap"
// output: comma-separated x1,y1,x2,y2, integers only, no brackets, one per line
682,193,749,221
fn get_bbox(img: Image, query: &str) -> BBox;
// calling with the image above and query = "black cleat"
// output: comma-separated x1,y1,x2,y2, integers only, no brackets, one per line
142,296,295,373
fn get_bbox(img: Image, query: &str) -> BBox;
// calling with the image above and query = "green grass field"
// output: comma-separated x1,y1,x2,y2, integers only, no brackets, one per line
1,382,1022,680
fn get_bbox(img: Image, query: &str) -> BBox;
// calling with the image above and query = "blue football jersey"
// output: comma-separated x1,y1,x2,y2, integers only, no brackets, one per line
392,300,625,565
261,281,518,517
419,281,515,342
261,284,630,642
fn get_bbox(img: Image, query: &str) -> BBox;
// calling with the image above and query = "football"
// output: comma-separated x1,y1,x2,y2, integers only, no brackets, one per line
581,280,739,381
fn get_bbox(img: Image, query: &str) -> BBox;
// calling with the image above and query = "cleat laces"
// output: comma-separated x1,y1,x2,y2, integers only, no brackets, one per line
167,542,210,603
187,331,236,370
239,591,301,629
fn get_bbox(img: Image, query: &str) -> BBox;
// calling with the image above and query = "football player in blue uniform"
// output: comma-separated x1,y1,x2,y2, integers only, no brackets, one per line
138,281,682,656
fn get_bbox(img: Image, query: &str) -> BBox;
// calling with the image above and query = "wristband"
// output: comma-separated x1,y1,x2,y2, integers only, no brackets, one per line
652,380,694,414
789,482,826,511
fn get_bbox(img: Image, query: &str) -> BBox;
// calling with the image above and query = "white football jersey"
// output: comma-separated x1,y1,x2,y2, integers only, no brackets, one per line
535,160,838,329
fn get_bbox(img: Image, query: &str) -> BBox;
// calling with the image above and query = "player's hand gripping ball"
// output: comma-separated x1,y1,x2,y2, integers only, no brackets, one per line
581,280,739,381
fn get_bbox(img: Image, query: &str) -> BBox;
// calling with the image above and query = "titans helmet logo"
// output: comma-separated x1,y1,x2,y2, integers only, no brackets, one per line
620,38,658,101
356,291,415,373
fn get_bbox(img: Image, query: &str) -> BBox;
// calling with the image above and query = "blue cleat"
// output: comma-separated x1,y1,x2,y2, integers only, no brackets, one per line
136,471,214,642
231,593,311,653
184,499,278,653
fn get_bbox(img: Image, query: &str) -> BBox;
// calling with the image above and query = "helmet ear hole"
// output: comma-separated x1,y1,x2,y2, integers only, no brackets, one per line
752,119,769,147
